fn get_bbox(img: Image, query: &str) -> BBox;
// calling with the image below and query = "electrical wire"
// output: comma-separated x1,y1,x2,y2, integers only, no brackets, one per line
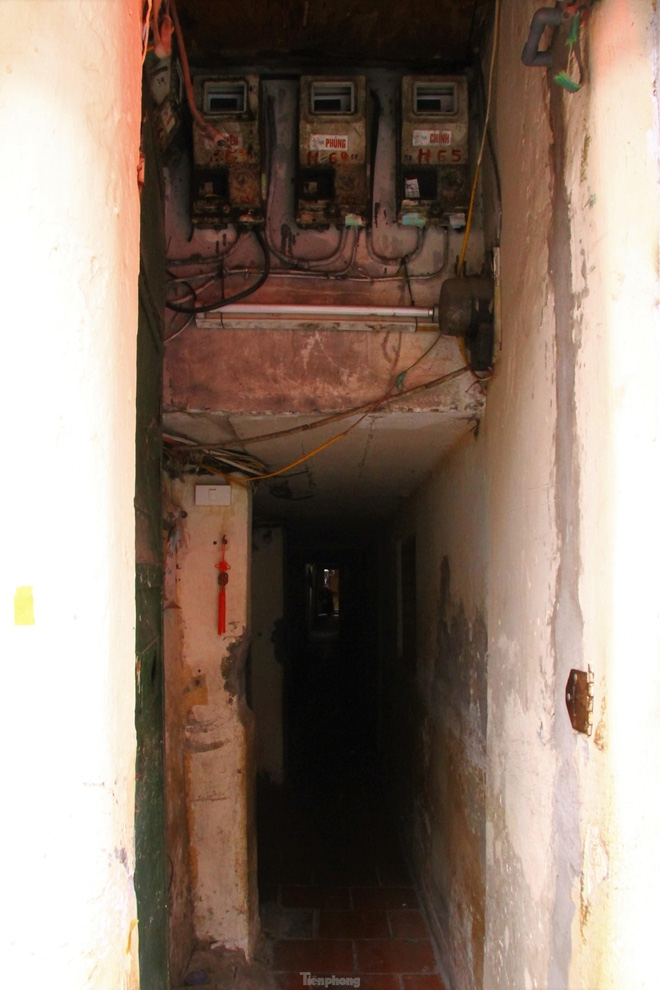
240,364,469,481
241,404,379,481
366,226,425,268
167,235,242,278
169,0,231,147
171,351,467,456
264,95,357,272
477,60,503,243
164,312,195,343
166,228,449,286
141,0,153,64
457,0,501,276
165,227,271,314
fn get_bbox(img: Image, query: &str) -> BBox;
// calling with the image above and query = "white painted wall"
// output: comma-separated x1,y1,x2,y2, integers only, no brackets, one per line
170,477,258,956
485,2,660,988
0,1,142,986
565,4,660,987
251,526,285,783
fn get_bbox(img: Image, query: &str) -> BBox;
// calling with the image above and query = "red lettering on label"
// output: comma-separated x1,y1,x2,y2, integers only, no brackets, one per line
417,148,431,164
436,149,447,163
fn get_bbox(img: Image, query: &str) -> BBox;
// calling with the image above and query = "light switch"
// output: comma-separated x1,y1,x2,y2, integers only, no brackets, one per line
195,484,231,506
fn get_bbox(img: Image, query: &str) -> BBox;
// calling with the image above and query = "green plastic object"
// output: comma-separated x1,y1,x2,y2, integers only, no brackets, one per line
554,71,581,93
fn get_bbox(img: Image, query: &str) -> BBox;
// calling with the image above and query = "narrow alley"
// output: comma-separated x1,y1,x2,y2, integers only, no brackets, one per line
3,3,660,990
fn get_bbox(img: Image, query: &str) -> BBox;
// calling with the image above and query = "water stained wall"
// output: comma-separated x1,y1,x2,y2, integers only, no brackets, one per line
382,431,488,990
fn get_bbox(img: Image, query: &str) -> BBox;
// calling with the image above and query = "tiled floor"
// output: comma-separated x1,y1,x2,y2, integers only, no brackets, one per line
257,767,449,990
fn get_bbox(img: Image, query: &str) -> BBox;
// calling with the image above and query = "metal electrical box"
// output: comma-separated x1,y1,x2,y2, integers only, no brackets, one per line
192,74,264,228
398,76,469,227
146,53,183,153
297,76,369,228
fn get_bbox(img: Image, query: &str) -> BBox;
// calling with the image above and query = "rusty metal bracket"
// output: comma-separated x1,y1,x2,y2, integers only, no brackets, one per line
565,666,594,736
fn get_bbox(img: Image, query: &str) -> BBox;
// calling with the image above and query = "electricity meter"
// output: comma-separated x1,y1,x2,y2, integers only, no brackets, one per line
192,74,264,228
297,76,369,228
398,76,469,227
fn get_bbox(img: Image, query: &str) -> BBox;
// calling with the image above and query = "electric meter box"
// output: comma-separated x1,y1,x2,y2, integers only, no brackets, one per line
297,76,369,228
192,74,264,228
146,52,183,153
398,76,469,227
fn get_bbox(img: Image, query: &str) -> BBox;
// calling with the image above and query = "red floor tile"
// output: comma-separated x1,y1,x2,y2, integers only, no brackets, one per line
273,938,354,972
352,886,419,910
261,861,315,885
358,975,401,989
388,909,430,939
275,975,399,990
355,938,436,973
281,885,351,909
314,862,380,885
274,975,305,990
319,909,390,939
402,975,449,990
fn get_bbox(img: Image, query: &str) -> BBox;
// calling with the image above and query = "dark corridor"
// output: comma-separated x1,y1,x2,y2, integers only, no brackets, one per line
253,539,447,988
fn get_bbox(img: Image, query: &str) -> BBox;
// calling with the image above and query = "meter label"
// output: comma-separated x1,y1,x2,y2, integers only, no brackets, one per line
310,134,349,151
413,129,453,147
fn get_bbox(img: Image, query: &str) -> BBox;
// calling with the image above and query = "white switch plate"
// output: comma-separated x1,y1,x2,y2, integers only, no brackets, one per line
195,484,231,506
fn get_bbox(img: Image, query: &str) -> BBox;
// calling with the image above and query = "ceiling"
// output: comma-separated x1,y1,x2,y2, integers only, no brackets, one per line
163,326,485,534
175,0,492,67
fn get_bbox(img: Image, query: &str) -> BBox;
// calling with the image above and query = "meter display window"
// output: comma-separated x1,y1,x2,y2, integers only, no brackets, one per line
311,81,355,115
203,80,247,115
414,82,456,116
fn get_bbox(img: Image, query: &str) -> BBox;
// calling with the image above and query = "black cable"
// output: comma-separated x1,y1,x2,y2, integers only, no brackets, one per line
165,227,271,314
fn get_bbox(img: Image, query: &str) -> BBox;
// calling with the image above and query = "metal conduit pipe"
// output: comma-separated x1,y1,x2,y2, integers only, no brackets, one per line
264,90,357,271
365,226,426,268
521,7,564,67
202,303,437,320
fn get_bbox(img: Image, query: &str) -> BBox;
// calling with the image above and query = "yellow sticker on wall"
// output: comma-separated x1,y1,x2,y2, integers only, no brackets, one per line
14,586,35,625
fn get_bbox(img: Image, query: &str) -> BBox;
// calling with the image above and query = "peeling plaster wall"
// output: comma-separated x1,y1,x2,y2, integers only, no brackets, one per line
0,1,142,986
163,588,195,982
251,526,286,783
384,432,488,990
485,2,660,988
166,477,259,956
563,3,660,986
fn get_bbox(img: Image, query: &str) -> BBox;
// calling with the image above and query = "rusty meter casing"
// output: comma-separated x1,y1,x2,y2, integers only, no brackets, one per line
192,74,264,228
398,76,469,228
297,76,369,228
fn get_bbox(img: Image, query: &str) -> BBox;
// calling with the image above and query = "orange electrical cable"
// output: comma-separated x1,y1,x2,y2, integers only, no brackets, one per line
456,0,501,276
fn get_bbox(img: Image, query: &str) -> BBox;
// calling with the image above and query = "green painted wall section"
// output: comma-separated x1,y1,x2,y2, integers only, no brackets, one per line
134,89,169,990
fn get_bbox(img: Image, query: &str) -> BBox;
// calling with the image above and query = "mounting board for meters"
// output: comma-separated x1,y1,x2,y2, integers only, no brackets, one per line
192,74,264,228
398,76,469,227
297,76,369,228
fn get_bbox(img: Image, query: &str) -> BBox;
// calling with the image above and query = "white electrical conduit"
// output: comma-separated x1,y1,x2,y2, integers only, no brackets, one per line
197,303,438,321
